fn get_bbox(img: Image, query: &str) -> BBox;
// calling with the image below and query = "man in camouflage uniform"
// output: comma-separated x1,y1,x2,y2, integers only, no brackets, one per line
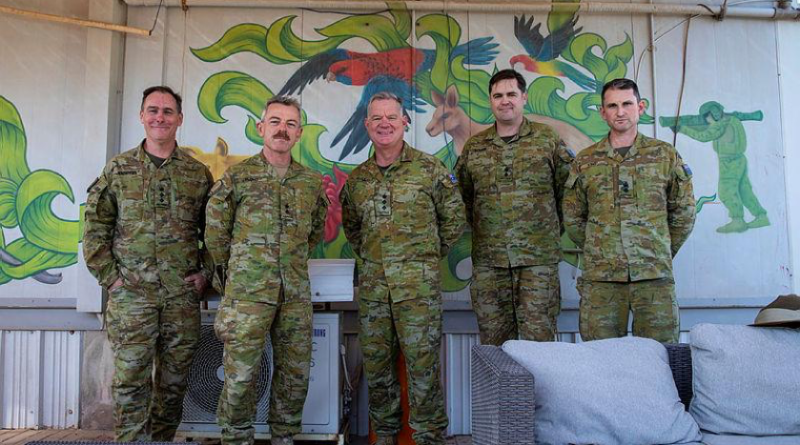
83,86,213,441
455,69,574,345
341,92,465,445
205,96,328,445
563,78,696,343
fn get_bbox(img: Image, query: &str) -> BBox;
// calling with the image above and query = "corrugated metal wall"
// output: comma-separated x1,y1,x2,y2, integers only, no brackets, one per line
0,330,81,429
443,334,477,436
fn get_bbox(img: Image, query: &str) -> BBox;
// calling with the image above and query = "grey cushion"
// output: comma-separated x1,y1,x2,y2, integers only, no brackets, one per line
700,431,800,445
503,337,701,445
690,324,800,436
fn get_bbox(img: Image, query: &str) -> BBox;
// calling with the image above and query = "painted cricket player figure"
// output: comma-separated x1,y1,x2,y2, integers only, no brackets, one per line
205,96,328,445
563,78,696,343
83,86,213,441
341,92,465,445
455,69,575,345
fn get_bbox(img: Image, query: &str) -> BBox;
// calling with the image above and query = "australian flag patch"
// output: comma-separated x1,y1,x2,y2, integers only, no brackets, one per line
449,173,458,184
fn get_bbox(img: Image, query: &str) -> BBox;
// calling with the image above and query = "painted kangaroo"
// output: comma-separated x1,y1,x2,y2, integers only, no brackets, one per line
425,85,593,155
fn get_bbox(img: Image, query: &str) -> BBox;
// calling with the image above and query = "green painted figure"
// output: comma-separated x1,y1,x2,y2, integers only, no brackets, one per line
662,101,768,233
563,79,696,343
341,92,465,445
205,97,328,445
455,69,574,345
83,86,213,442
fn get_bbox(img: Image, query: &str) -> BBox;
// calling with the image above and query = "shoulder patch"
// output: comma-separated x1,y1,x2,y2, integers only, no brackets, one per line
449,173,458,185
682,163,692,176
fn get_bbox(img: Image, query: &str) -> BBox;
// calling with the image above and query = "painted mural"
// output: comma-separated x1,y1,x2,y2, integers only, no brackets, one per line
661,103,768,233
0,95,83,286
0,1,789,301
186,2,645,288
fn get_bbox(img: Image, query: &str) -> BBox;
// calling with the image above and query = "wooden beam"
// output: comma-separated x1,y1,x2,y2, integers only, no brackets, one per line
0,5,151,36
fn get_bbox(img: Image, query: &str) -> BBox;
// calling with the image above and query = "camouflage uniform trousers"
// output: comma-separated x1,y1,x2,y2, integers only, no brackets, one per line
105,282,200,442
358,267,448,445
577,277,680,343
214,291,312,445
470,263,561,346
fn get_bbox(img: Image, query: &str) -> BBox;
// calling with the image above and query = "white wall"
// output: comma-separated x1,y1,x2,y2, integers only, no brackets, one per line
0,0,125,316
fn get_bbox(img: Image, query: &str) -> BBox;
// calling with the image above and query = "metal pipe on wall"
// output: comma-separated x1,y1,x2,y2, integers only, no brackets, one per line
124,0,800,20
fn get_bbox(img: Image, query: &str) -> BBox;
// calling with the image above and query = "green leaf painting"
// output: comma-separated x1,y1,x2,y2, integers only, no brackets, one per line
0,95,83,285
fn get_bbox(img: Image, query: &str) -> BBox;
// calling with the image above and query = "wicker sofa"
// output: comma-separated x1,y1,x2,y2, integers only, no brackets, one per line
470,343,692,445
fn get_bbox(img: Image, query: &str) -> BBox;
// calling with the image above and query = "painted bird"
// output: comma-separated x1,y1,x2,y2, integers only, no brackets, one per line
509,14,597,92
278,37,498,160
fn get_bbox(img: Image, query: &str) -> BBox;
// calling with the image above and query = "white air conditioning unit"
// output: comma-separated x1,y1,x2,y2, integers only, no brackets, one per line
179,312,342,437
309,259,355,302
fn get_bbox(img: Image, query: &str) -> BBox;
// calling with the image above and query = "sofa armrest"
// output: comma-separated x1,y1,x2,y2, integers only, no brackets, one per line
665,343,693,410
471,345,536,445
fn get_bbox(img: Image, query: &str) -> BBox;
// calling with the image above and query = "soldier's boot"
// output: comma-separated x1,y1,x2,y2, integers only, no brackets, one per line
271,436,294,445
748,213,770,229
373,436,398,445
716,218,748,233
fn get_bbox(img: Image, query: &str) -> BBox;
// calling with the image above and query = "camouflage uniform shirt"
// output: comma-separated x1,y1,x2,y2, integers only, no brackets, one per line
204,153,327,303
341,143,465,302
563,133,696,282
83,142,213,292
455,118,574,267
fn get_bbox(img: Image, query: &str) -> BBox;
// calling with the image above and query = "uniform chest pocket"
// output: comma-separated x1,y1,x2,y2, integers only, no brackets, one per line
635,164,668,212
392,183,431,227
238,176,273,213
584,165,616,214
516,151,553,192
469,155,497,194
174,177,207,222
285,187,317,234
115,173,144,221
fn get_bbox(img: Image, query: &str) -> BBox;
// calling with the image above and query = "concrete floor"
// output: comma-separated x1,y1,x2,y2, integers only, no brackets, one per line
0,429,472,445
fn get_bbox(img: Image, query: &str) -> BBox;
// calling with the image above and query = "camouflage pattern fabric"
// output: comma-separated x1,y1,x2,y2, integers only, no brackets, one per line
341,144,464,445
358,283,447,445
455,119,572,344
470,264,560,345
213,297,312,444
563,133,696,282
455,118,574,268
577,277,680,343
105,284,200,441
563,133,694,341
83,142,212,442
205,154,327,445
205,154,328,303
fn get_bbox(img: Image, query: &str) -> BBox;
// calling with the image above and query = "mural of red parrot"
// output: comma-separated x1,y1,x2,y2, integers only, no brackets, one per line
509,14,597,92
278,37,498,160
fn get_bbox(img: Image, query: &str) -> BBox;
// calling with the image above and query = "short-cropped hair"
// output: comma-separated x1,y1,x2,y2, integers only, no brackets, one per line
141,86,183,114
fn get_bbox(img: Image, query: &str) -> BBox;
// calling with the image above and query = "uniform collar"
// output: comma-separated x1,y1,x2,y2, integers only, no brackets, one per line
484,118,533,144
256,150,302,179
363,142,415,178
137,139,184,165
600,132,643,161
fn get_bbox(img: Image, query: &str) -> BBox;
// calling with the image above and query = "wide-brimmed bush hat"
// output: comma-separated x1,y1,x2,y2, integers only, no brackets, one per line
751,294,800,328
